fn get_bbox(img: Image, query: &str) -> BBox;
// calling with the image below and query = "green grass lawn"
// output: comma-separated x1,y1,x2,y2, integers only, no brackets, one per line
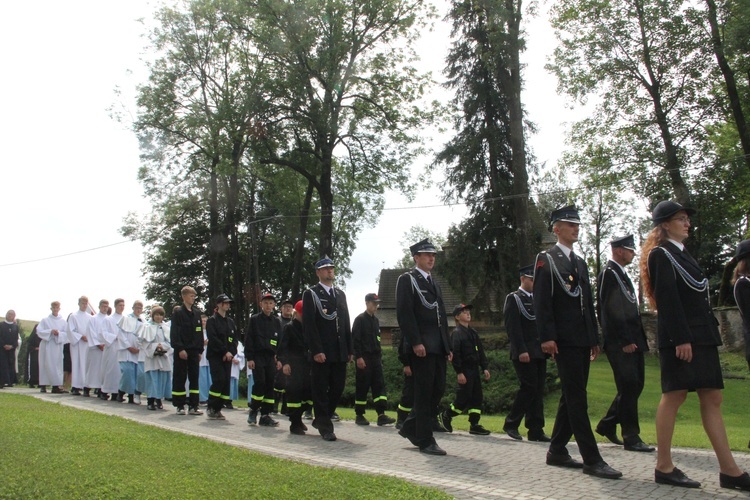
0,393,446,499
341,352,750,452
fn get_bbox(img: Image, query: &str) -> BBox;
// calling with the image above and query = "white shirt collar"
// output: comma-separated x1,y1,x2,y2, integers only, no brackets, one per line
609,259,626,273
518,287,532,297
415,267,430,280
556,243,573,258
319,282,333,294
668,239,684,251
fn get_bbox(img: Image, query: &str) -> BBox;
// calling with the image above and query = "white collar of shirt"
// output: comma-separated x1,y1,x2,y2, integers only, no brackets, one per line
556,243,573,258
415,267,430,280
610,259,627,274
668,239,684,251
319,282,334,294
518,287,532,298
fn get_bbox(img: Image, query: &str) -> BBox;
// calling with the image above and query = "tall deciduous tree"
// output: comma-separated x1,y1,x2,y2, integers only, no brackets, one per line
548,0,720,207
223,0,435,259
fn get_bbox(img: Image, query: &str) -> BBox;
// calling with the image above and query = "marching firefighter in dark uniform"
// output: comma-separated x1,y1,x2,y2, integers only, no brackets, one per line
302,256,352,442
534,205,622,479
246,292,282,427
503,265,550,442
395,332,414,430
353,293,396,426
273,299,295,415
277,300,312,435
439,304,491,436
171,286,204,415
595,235,653,452
205,294,238,421
396,238,451,456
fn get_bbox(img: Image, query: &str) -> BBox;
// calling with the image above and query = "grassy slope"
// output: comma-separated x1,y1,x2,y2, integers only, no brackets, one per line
0,394,446,499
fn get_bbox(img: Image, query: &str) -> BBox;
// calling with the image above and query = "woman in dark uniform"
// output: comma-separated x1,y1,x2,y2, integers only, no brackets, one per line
732,239,750,371
641,200,749,491
732,238,750,450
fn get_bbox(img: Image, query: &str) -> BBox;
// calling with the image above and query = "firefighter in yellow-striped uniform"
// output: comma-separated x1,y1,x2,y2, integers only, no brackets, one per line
277,301,312,435
245,293,282,427
205,294,238,420
353,293,396,426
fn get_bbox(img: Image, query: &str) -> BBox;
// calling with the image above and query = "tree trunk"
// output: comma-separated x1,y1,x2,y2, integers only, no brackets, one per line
291,181,315,300
505,0,534,267
208,157,223,301
228,139,244,329
318,150,334,258
705,0,750,172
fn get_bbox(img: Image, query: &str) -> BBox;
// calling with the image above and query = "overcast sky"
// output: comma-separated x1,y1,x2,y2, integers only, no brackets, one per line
0,0,580,323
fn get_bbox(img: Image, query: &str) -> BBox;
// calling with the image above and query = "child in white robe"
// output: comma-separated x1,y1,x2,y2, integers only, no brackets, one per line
229,342,245,408
138,306,172,410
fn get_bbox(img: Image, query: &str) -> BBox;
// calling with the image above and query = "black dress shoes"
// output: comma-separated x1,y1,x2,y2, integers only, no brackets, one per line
654,467,701,488
720,471,750,491
321,432,337,442
504,427,523,441
420,443,447,456
595,428,623,445
546,452,583,469
398,428,419,447
583,461,623,479
528,434,552,442
624,441,655,452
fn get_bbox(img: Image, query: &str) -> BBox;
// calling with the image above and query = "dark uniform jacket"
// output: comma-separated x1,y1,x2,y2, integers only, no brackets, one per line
533,244,599,347
206,313,238,359
277,319,308,365
733,275,750,364
597,260,649,352
503,289,544,360
245,312,282,366
302,284,352,363
395,269,450,356
171,305,204,353
450,324,488,374
0,322,19,348
648,241,721,348
352,312,381,358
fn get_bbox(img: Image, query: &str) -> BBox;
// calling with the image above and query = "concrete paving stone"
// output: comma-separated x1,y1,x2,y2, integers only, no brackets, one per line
8,388,750,499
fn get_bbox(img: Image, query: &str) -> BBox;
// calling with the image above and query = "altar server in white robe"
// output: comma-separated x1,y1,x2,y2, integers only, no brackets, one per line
230,342,245,405
117,300,143,404
138,305,172,410
101,299,125,399
37,301,68,393
67,296,92,395
85,300,112,396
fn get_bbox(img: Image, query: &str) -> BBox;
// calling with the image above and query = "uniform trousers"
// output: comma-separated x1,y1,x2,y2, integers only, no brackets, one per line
397,373,414,415
401,353,446,448
549,347,602,465
172,350,200,408
449,367,483,423
207,356,231,412
597,349,645,444
311,361,347,434
355,353,386,415
250,363,276,415
285,356,312,423
505,358,546,435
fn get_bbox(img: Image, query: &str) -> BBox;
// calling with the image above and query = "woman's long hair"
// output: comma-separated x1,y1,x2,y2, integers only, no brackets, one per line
732,256,750,285
639,225,669,310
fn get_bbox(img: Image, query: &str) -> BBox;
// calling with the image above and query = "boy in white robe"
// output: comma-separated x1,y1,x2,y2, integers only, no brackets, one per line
229,342,245,407
138,305,172,410
67,296,92,395
85,299,112,397
37,301,68,393
117,300,143,404
101,299,124,399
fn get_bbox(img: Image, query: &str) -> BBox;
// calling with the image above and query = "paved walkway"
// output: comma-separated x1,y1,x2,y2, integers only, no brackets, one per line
11,388,750,499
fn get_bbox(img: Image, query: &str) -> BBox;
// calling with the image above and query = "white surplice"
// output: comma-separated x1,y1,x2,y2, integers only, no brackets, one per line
100,313,122,394
37,313,68,386
67,310,91,389
138,321,172,373
85,312,111,389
